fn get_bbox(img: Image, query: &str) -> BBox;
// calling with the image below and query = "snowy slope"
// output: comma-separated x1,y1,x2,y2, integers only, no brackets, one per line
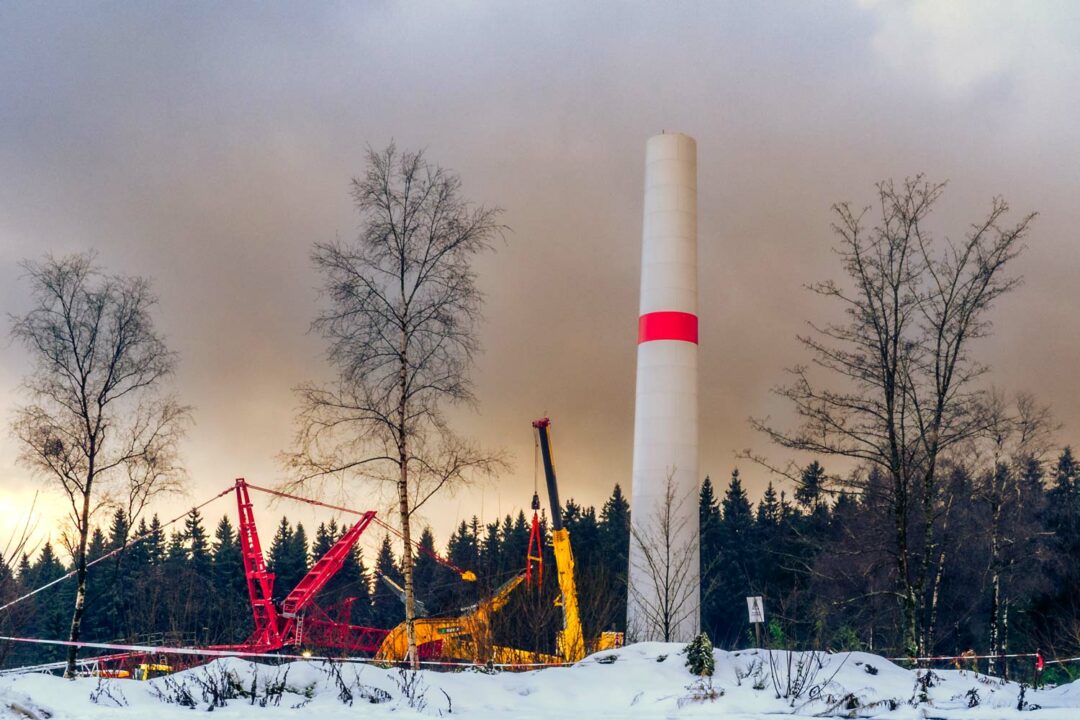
1,644,1078,719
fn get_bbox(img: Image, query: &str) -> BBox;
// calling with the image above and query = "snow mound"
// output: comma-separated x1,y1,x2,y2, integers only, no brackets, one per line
1,644,1079,719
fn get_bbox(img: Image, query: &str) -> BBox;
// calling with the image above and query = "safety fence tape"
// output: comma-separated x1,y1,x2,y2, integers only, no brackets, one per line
0,635,573,670
886,652,1040,662
1044,656,1080,666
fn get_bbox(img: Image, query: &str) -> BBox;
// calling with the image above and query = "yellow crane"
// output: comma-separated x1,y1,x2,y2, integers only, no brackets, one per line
375,417,620,665
532,417,586,662
374,573,535,663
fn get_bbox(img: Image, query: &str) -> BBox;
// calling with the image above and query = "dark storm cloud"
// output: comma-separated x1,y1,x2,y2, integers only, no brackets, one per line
2,1,1079,543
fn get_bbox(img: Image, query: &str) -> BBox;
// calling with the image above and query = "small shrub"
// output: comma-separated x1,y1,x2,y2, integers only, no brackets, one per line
677,676,724,707
188,664,244,708
734,658,763,687
256,667,289,708
766,618,786,647
320,659,391,706
684,633,715,677
395,668,429,711
911,670,942,705
149,675,196,708
766,649,849,706
323,661,352,705
89,676,128,707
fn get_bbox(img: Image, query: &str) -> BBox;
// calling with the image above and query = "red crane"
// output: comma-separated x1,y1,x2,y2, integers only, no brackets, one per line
211,478,389,655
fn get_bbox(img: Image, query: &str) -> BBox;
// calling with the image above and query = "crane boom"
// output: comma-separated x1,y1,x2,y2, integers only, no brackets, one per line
532,418,585,663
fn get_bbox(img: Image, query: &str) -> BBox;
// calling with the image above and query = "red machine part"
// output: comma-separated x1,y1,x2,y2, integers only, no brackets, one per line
526,418,551,586
282,511,375,617
234,478,282,648
526,492,543,586
214,478,389,655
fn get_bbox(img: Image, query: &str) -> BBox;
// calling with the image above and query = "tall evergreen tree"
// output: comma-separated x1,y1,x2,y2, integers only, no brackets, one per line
713,470,756,647
29,543,70,661
267,517,307,596
564,501,600,570
290,523,310,587
340,544,373,626
599,484,630,632
146,515,166,566
480,520,502,585
756,483,780,525
16,554,32,585
310,520,337,561
185,509,213,581
412,527,440,614
372,535,404,628
165,530,187,567
211,516,247,644
504,512,531,575
699,475,723,640
127,517,162,642
82,528,108,639
1047,447,1079,541
162,530,193,637
796,461,827,511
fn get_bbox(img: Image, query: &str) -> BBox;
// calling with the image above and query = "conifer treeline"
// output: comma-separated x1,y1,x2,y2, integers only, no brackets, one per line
0,485,632,666
4,449,1080,668
699,450,1080,672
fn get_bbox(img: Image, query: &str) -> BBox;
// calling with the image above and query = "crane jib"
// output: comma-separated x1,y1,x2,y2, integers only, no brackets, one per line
534,421,563,531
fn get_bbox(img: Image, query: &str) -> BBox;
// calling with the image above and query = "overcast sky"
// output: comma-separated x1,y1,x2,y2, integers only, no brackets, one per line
2,1,1079,555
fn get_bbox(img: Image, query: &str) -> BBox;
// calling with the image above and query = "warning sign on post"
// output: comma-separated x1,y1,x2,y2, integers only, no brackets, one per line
746,596,765,623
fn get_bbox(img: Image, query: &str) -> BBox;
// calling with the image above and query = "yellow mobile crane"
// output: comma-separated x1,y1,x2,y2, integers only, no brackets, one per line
375,417,620,665
532,417,586,662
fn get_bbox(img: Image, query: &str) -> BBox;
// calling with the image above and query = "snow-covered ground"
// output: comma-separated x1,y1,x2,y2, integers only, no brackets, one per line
2,643,1079,719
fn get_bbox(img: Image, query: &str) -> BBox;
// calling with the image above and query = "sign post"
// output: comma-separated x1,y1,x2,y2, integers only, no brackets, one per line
747,596,765,647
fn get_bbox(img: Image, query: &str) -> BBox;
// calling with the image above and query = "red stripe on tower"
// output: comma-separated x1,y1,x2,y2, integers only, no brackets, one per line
638,311,698,344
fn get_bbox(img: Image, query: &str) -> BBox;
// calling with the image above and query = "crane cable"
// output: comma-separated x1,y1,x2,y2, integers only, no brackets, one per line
0,485,235,615
3,478,482,617
242,481,477,582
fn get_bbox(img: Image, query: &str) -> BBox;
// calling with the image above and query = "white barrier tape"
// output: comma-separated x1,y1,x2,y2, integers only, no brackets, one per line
888,652,1039,663
1044,656,1080,666
0,635,572,670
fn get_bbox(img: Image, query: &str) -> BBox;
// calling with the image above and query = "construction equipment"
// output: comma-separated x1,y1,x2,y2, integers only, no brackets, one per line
133,663,173,681
374,573,543,663
211,478,390,655
375,418,623,665
526,490,544,586
532,418,586,662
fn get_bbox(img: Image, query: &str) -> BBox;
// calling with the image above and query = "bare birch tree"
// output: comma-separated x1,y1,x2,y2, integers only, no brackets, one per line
628,472,699,641
10,253,189,677
971,392,1053,676
753,177,1035,656
287,144,506,668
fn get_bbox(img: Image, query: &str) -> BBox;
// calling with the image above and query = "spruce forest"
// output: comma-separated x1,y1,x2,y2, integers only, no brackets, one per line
5,449,1080,680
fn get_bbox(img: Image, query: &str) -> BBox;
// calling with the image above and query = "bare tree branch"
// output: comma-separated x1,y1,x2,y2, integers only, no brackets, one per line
10,253,190,677
284,145,508,667
750,177,1036,656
